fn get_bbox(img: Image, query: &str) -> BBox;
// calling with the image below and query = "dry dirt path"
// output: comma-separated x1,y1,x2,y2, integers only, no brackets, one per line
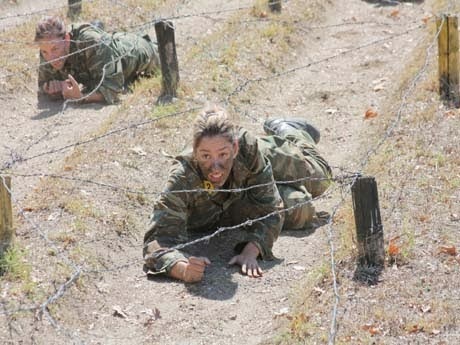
0,1,435,344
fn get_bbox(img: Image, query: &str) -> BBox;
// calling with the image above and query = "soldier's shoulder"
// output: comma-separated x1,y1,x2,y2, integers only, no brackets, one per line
70,23,104,41
237,127,260,162
166,153,201,189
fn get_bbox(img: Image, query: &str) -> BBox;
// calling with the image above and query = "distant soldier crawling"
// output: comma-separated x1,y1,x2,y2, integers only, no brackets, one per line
143,105,332,283
35,15,160,104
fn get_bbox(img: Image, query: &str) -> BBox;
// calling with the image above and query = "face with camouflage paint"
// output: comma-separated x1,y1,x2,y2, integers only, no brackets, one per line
194,135,239,188
37,33,71,70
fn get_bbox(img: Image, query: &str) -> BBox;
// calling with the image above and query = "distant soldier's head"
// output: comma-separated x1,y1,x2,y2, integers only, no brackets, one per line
35,16,70,70
193,105,239,188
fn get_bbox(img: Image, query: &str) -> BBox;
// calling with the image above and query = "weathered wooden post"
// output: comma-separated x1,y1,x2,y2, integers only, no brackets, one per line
352,176,384,270
269,0,282,13
155,20,180,105
68,0,82,19
437,15,460,107
0,176,13,258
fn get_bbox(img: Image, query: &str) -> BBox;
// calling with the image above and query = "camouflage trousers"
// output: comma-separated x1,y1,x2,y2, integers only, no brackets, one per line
259,127,332,230
124,34,160,85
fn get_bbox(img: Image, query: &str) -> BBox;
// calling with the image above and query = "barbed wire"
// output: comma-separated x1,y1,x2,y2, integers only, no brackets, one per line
0,176,82,324
226,22,424,101
358,15,444,171
0,171,344,316
0,12,426,46
144,182,343,261
4,171,357,196
325,14,446,345
0,2,447,344
0,20,426,172
0,1,73,22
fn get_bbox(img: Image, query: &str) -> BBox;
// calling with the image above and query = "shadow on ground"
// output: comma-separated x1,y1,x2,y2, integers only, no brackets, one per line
362,0,424,7
33,96,105,119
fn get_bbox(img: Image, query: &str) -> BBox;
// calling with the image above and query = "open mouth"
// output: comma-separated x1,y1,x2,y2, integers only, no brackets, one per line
208,171,223,183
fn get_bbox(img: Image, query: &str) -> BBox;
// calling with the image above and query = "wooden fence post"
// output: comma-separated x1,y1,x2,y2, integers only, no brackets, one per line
352,176,385,269
0,176,13,257
68,0,82,19
155,20,180,105
437,15,460,107
269,0,282,13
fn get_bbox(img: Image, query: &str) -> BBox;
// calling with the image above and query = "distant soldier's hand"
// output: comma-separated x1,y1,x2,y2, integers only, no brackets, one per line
170,256,211,283
43,80,64,95
228,242,263,278
62,74,83,100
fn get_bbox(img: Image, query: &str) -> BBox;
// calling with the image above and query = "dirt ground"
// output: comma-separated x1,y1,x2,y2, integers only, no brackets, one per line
1,0,459,344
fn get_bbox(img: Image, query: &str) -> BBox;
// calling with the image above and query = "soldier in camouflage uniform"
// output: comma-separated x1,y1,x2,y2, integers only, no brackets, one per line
143,105,332,283
35,16,160,104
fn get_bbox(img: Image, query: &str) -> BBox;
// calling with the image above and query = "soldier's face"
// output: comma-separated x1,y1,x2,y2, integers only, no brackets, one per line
194,135,239,188
38,33,70,70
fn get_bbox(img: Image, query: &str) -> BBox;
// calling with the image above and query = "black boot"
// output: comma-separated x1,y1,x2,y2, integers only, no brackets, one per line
263,118,321,144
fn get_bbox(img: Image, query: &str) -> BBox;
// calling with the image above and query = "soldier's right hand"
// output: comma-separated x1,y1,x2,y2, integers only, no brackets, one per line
170,256,211,283
43,80,64,95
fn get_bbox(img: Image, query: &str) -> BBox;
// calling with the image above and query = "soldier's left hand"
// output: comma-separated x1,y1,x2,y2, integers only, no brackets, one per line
228,242,263,278
62,74,83,100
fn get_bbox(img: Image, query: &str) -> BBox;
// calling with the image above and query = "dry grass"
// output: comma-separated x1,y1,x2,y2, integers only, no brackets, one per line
271,1,460,343
2,0,459,343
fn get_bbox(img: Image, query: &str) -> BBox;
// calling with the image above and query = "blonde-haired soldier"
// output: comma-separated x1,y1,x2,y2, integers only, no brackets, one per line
144,105,332,283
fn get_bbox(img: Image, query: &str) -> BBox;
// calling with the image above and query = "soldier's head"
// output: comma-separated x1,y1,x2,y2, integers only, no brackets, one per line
193,105,239,188
35,16,70,70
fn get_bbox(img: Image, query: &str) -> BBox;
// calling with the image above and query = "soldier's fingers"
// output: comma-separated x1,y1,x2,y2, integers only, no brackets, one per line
67,74,79,87
189,256,210,266
43,82,50,93
187,264,206,273
256,266,264,276
241,263,247,275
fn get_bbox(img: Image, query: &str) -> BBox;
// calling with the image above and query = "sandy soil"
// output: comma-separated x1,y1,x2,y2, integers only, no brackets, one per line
2,1,458,345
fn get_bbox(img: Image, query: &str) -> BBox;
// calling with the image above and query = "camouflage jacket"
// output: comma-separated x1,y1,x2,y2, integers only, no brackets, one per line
38,23,158,104
143,128,285,274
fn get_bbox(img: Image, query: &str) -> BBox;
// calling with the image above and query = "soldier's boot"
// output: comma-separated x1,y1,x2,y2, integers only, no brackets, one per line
263,118,321,144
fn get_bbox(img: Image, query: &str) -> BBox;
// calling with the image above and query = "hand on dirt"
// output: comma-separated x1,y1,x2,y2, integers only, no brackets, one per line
43,80,65,95
228,242,263,278
62,74,83,100
170,256,211,283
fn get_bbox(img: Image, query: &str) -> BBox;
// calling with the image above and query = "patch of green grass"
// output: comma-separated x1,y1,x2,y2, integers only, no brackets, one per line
62,198,100,218
112,212,140,238
220,42,239,68
449,177,460,189
150,101,183,119
400,220,416,261
0,245,30,280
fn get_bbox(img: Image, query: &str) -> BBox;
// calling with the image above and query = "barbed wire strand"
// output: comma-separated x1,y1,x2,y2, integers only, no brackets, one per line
1,21,425,172
226,23,424,102
0,4,445,344
326,14,446,345
4,171,357,196
0,175,83,345
146,182,343,261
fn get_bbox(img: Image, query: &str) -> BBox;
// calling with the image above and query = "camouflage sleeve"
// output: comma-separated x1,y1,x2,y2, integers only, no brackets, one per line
143,163,191,275
37,54,64,93
235,131,284,260
80,32,124,104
